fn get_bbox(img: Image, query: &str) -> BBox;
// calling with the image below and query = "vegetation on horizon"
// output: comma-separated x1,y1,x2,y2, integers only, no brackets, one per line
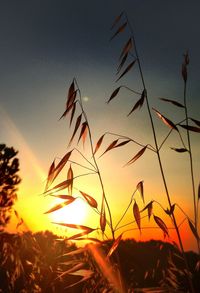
0,144,21,229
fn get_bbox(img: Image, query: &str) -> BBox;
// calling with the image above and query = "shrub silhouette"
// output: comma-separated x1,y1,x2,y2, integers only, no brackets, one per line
0,144,21,228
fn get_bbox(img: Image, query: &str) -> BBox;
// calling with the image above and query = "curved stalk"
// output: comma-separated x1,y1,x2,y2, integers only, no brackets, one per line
125,13,195,292
114,189,136,230
74,80,115,239
182,72,199,253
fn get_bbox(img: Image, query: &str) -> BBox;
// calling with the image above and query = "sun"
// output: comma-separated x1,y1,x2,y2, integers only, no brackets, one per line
83,96,89,102
49,197,87,225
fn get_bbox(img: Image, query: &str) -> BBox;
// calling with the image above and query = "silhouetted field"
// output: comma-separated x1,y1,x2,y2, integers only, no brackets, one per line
0,231,199,292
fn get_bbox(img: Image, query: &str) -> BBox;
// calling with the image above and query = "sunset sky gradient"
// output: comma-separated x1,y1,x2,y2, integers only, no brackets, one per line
0,0,200,251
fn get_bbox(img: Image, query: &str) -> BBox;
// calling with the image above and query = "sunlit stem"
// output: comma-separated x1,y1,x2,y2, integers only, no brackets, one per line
178,217,188,228
125,13,195,292
115,215,148,232
74,148,97,171
74,79,115,240
68,159,97,173
114,189,137,230
183,73,199,253
175,203,194,223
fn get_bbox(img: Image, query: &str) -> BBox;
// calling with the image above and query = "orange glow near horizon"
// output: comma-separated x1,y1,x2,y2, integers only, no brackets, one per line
1,106,197,252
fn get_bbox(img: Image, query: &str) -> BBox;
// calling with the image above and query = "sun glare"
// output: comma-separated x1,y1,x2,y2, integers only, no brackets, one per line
50,197,87,225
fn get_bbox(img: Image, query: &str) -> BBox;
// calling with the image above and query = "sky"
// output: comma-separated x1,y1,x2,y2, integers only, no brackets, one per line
0,0,200,251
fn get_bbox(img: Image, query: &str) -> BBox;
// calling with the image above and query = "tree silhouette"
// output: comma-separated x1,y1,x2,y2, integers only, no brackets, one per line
0,144,21,228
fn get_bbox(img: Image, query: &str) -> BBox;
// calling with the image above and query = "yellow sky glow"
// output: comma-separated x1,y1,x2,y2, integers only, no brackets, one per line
0,106,197,251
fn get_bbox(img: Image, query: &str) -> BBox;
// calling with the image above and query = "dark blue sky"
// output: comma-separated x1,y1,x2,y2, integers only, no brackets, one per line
0,0,200,164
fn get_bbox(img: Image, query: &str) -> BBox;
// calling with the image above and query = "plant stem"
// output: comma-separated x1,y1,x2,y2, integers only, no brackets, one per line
125,14,195,292
114,189,136,230
183,71,200,253
106,131,156,152
75,80,115,240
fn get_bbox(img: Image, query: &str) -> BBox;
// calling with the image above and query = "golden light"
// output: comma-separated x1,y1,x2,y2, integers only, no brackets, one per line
49,197,87,225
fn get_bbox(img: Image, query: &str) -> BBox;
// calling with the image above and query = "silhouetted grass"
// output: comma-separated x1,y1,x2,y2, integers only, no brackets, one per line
41,11,200,292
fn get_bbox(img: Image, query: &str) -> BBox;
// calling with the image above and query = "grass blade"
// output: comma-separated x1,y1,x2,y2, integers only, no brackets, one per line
107,87,121,103
125,145,147,166
51,151,72,185
107,234,122,258
100,197,106,233
44,198,76,214
52,222,95,233
67,164,73,196
94,134,105,155
69,102,76,127
65,270,93,289
153,108,178,131
50,194,73,200
114,139,131,148
100,139,119,157
110,22,127,41
116,60,136,82
110,12,124,30
69,114,82,146
67,230,95,240
160,98,184,108
136,181,144,203
133,201,141,231
45,160,55,192
179,124,200,133
66,81,76,109
44,179,73,195
78,122,88,146
171,148,188,153
190,117,200,127
182,63,187,83
79,190,98,209
154,215,169,237
119,38,132,60
188,219,199,240
117,52,128,74
59,103,74,120
140,201,153,219
127,89,146,116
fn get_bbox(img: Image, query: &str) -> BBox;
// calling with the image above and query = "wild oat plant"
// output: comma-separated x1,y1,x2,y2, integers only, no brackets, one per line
43,12,200,293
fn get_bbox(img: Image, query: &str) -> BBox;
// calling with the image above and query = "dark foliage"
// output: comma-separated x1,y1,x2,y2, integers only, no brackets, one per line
0,144,21,228
1,231,199,292
84,239,200,292
0,231,82,293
